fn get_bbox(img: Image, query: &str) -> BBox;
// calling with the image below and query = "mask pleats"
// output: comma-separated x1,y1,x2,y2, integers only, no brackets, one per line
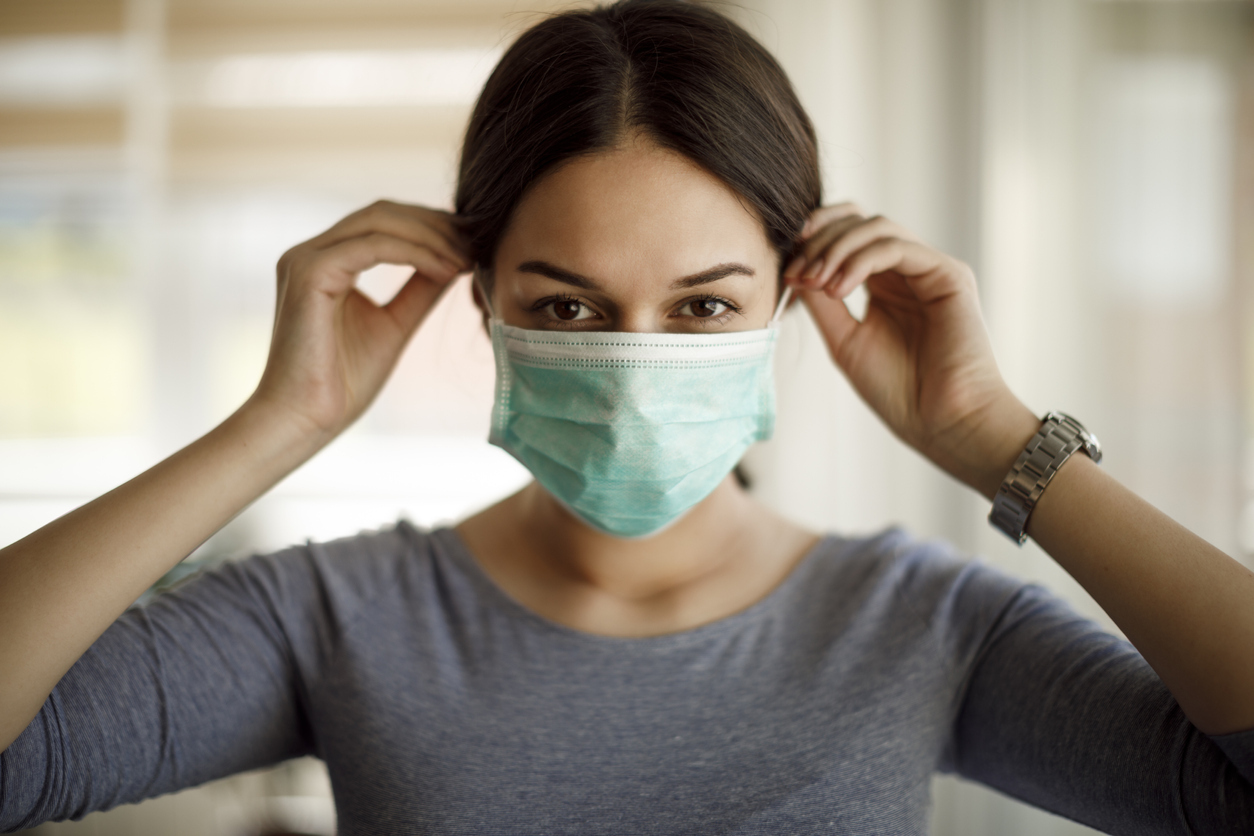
489,321,781,538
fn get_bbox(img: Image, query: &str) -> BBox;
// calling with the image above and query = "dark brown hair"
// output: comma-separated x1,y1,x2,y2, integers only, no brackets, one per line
455,0,821,284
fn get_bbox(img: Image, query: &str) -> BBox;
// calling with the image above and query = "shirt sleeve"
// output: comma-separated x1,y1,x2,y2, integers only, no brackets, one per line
0,544,333,833
943,573,1254,835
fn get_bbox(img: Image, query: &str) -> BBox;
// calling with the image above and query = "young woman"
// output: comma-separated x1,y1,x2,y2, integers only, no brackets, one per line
2,1,1252,833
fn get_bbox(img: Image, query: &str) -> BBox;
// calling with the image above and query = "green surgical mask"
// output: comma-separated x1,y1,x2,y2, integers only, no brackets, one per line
486,288,790,538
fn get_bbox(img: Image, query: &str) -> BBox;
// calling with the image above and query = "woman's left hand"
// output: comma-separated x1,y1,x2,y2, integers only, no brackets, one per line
784,203,1039,498
788,205,1254,739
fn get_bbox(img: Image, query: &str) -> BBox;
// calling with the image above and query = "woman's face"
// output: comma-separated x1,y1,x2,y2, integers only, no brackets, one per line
489,136,781,333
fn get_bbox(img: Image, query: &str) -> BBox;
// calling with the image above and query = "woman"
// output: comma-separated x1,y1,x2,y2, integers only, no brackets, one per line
1,1,1252,833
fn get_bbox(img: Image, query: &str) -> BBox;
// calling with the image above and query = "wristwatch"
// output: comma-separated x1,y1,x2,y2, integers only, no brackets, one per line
988,411,1102,545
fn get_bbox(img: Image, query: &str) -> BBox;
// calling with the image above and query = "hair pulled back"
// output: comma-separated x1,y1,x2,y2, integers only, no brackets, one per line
455,0,821,281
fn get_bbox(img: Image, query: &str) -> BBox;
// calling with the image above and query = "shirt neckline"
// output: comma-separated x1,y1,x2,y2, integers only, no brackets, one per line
426,524,840,649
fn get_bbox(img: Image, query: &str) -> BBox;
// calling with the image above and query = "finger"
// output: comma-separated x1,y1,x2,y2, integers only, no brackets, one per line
317,201,468,252
274,251,292,319
811,216,917,291
343,204,470,268
290,233,461,298
785,213,868,283
799,202,864,239
298,225,466,283
386,204,470,260
399,204,467,244
784,203,864,279
800,286,861,366
307,201,470,267
825,238,966,305
383,270,452,337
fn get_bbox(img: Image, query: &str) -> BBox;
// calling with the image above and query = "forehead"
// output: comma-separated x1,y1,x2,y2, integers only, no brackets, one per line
496,138,775,278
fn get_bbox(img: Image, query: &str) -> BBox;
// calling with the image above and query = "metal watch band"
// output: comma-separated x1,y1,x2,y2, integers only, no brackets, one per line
988,411,1102,545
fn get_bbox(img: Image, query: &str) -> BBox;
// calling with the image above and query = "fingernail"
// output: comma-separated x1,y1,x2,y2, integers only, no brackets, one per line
803,257,824,282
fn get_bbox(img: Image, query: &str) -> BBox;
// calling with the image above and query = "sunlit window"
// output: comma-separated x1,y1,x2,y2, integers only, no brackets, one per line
0,5,530,558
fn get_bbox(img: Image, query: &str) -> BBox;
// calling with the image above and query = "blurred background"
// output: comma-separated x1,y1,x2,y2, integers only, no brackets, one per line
2,0,1251,834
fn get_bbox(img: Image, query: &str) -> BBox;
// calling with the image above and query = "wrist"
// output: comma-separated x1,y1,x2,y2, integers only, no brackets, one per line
934,398,1042,501
228,393,339,474
987,411,1104,543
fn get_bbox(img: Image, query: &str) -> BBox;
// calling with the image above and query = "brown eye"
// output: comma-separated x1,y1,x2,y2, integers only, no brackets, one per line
541,297,596,322
691,299,719,317
683,298,730,318
553,299,583,320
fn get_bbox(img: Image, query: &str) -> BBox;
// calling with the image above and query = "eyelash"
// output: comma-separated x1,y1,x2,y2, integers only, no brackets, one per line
530,293,744,328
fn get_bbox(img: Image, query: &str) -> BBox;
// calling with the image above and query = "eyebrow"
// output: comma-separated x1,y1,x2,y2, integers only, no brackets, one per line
517,260,755,290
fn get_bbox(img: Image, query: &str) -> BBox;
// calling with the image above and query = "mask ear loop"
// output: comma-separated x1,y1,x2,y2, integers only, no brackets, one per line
474,270,498,322
771,285,793,323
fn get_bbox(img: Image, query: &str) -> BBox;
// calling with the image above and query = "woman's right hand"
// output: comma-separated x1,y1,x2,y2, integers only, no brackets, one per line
249,200,471,438
0,200,470,753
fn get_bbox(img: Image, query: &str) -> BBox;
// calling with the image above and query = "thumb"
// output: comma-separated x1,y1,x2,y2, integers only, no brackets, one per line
800,287,860,367
384,269,457,338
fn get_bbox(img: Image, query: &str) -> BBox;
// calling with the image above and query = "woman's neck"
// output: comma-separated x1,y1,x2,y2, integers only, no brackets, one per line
456,476,819,637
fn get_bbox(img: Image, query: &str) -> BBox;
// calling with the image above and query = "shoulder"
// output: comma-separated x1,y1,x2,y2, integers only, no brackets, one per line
795,527,1051,657
149,520,452,645
806,527,1030,613
189,519,430,595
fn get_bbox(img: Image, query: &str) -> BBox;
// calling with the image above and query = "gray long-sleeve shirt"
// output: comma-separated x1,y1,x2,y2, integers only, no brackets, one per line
2,522,1252,834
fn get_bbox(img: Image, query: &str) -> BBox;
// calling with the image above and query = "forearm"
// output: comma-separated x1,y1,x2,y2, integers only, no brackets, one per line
1024,453,1254,735
0,399,327,751
792,200,1254,738
967,405,1254,736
